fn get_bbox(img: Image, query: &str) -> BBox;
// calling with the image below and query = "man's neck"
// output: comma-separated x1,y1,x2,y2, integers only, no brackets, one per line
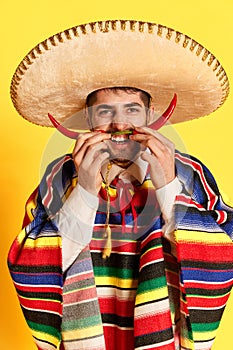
101,157,148,185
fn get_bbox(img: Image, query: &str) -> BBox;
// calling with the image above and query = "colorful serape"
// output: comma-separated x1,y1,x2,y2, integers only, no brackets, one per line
8,151,233,349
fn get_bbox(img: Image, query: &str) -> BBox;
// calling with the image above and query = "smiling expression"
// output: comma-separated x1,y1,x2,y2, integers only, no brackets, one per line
87,89,152,167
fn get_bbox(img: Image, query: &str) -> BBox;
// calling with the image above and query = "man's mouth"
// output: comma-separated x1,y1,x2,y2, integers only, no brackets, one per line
109,129,134,143
110,134,130,144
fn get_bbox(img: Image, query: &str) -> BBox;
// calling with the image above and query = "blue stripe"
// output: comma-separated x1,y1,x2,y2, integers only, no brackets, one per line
66,256,93,277
10,272,62,286
182,268,233,283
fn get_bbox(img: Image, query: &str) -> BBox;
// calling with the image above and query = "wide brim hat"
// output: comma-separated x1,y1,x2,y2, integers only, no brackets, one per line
10,19,229,130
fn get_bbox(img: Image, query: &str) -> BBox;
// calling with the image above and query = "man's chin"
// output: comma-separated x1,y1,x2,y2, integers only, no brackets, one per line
111,158,133,168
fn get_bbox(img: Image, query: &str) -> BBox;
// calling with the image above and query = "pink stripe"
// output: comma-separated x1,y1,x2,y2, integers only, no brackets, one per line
65,271,94,285
63,286,97,303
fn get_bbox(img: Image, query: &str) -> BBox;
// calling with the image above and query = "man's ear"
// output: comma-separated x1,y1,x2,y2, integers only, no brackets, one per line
146,106,155,126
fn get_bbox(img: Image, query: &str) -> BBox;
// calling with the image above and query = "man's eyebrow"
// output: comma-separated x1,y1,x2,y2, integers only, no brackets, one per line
124,102,143,108
95,102,144,112
95,104,114,111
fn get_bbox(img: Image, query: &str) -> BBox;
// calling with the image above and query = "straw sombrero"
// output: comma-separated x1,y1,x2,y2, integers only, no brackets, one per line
10,19,229,130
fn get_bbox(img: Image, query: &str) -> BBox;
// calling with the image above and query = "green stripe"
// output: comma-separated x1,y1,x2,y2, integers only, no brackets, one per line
94,266,137,279
27,320,61,340
62,314,102,330
137,276,167,294
192,321,220,333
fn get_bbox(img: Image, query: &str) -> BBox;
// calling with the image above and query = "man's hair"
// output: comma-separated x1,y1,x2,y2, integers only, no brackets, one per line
86,87,152,108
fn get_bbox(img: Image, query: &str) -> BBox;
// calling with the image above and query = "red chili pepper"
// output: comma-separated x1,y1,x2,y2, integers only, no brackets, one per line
149,93,177,130
48,113,80,139
48,113,106,139
48,94,177,139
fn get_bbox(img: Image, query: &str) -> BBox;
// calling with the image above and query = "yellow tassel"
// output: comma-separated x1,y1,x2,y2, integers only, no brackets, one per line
102,161,113,259
102,224,112,259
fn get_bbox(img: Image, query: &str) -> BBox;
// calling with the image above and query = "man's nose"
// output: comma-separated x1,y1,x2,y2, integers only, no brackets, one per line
111,109,129,130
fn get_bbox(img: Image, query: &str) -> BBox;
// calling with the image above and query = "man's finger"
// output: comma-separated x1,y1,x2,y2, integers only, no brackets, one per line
73,140,109,168
132,126,174,149
73,131,110,155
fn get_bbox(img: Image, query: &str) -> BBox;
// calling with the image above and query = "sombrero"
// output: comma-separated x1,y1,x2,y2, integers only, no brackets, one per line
10,19,229,130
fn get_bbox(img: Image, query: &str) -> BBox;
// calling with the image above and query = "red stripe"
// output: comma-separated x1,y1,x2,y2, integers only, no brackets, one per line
9,244,61,266
140,230,162,250
175,153,217,210
98,297,135,318
135,310,172,335
90,239,139,253
216,210,227,224
43,155,71,207
185,279,233,290
15,284,62,293
166,270,180,287
18,295,62,313
176,194,204,209
140,247,164,268
187,294,230,308
103,326,134,350
180,299,189,316
177,242,233,262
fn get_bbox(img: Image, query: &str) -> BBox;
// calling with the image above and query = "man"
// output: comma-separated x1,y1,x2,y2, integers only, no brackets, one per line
8,20,233,350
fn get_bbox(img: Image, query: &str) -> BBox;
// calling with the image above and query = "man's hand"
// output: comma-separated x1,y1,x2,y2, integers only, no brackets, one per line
72,131,111,195
130,126,175,189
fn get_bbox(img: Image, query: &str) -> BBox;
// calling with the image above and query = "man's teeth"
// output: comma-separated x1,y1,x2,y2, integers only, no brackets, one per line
111,135,128,142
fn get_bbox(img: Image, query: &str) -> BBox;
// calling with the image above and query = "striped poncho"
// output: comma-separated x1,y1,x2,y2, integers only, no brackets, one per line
8,150,233,350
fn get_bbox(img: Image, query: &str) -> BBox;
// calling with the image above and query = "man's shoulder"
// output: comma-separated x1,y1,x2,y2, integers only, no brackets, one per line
44,154,74,174
44,153,76,178
174,150,208,171
41,153,76,191
39,154,77,213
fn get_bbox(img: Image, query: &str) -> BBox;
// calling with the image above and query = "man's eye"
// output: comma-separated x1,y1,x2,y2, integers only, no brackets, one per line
126,107,140,113
98,110,113,117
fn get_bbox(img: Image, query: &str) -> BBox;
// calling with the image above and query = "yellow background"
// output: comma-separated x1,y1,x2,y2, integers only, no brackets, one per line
1,0,233,349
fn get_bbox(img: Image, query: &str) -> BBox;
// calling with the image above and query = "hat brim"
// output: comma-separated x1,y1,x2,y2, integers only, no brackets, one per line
11,20,229,129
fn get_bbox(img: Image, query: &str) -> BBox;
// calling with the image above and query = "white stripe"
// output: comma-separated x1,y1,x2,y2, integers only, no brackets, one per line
189,305,225,310
176,153,217,209
193,339,215,350
96,287,136,300
176,198,205,211
22,305,62,316
216,209,227,224
135,298,170,317
14,281,61,288
65,269,93,281
185,277,233,284
62,297,99,307
102,323,133,331
90,249,140,256
139,257,164,271
62,334,105,350
44,156,70,207
135,337,174,349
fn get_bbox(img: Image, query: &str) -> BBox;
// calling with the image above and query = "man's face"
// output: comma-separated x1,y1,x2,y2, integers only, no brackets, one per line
87,89,150,167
